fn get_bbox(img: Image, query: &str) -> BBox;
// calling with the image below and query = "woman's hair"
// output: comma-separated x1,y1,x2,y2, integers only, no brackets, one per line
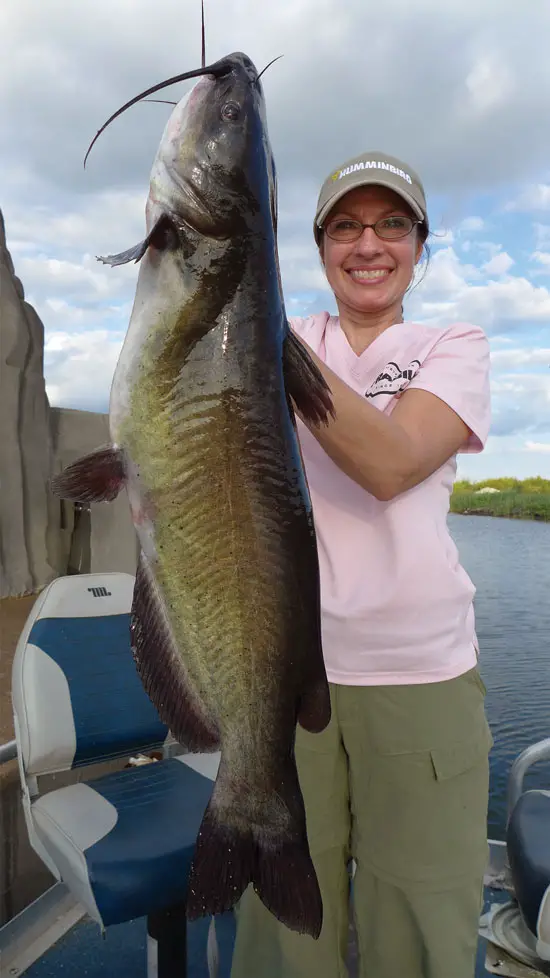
407,220,431,294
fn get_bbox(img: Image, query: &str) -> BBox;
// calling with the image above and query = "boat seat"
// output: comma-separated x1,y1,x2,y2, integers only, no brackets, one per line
30,753,219,926
11,572,221,974
507,789,550,960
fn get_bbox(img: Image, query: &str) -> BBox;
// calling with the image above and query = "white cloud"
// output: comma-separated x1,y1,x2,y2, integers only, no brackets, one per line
490,348,550,369
3,0,550,200
432,229,455,246
410,250,550,330
18,254,123,302
5,0,550,478
459,216,485,232
506,185,550,212
488,374,550,440
533,223,550,249
3,190,146,261
416,246,480,296
45,329,123,412
472,240,504,257
525,441,550,453
279,241,328,293
461,278,550,326
483,251,514,275
463,51,514,117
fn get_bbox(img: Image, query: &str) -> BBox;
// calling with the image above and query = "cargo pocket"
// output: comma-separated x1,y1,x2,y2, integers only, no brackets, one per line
430,719,493,781
460,664,488,699
357,722,493,891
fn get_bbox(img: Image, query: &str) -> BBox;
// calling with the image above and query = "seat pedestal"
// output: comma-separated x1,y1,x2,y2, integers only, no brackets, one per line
147,901,188,978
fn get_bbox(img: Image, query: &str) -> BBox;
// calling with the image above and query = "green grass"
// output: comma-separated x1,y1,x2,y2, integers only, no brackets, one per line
453,476,550,495
450,489,550,522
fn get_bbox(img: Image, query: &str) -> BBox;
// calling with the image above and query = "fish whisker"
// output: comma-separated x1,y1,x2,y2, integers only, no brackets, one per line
257,55,283,82
83,58,232,168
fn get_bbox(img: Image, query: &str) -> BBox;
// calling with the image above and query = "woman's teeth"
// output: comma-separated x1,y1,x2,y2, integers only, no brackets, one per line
348,269,390,281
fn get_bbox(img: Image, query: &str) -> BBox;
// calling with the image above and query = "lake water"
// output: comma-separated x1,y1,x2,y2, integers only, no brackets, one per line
448,513,550,839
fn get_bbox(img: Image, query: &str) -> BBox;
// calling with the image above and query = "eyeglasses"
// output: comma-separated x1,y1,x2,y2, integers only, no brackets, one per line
323,216,421,243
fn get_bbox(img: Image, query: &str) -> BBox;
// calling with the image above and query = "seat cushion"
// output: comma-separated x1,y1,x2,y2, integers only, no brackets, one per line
507,789,550,938
32,755,218,926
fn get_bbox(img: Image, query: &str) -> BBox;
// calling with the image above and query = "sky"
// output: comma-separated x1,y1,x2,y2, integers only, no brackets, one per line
2,0,550,481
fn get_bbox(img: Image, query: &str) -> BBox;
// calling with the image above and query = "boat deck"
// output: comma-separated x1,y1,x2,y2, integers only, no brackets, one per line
16,878,512,978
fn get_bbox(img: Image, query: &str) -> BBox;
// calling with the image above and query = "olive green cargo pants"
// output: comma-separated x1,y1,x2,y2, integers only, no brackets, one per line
230,667,493,978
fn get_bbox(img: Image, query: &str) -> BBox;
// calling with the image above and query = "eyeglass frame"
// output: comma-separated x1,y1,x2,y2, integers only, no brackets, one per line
321,216,423,243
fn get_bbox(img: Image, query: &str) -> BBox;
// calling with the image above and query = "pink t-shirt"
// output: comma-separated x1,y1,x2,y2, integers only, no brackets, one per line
290,313,491,686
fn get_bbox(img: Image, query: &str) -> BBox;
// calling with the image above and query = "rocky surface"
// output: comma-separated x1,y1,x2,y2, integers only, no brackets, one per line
0,210,57,597
0,209,137,597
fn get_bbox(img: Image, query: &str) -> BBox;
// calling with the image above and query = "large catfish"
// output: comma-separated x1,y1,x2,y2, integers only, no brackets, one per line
51,52,334,937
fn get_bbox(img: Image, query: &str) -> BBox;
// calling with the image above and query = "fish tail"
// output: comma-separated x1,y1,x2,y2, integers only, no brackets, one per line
186,760,323,939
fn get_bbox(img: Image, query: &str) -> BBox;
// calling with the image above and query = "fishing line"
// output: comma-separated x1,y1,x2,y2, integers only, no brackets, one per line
201,0,206,68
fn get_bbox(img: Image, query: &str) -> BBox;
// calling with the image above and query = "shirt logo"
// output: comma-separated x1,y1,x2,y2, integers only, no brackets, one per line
365,360,421,398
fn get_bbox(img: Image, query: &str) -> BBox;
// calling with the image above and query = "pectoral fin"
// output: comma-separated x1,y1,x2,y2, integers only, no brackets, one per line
97,215,176,266
50,446,125,502
283,327,335,426
97,240,150,267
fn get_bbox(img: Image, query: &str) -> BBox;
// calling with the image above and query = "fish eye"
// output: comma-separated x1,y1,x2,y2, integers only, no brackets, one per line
221,101,241,122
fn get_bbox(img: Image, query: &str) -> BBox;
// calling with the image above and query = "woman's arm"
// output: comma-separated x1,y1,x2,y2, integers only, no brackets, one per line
295,340,472,502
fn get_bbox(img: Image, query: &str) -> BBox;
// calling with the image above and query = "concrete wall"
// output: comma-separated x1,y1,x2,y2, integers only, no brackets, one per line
0,209,137,598
50,408,138,578
0,211,57,597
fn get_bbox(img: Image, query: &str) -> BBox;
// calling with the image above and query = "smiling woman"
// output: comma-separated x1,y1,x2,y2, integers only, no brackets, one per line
231,152,494,978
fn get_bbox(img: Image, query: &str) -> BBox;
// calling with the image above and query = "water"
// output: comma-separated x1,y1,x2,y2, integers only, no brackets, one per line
449,514,550,839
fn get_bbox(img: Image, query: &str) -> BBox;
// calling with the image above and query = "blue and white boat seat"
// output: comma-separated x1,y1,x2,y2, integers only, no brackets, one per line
507,788,550,961
11,572,221,929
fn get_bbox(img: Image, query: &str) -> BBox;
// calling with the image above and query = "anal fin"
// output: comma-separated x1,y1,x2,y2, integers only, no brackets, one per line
50,446,125,502
131,552,220,752
283,327,335,426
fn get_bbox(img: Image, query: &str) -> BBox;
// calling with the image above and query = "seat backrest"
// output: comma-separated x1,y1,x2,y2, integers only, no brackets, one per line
12,573,170,777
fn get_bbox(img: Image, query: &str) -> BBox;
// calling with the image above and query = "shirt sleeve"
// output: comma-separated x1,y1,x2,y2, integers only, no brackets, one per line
406,323,491,453
288,316,305,335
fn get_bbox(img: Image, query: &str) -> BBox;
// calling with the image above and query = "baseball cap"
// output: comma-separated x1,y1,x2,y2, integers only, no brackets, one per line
313,151,428,244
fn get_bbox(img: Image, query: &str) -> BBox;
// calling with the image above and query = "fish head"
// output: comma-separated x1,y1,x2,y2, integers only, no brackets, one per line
149,52,277,238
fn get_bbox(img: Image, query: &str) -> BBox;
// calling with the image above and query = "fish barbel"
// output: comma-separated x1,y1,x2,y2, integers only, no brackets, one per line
51,51,334,938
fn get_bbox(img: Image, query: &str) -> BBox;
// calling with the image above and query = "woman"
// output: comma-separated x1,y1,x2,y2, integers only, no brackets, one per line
230,150,493,978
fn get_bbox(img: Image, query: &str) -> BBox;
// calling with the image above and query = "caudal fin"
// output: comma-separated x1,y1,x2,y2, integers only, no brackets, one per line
186,764,323,939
